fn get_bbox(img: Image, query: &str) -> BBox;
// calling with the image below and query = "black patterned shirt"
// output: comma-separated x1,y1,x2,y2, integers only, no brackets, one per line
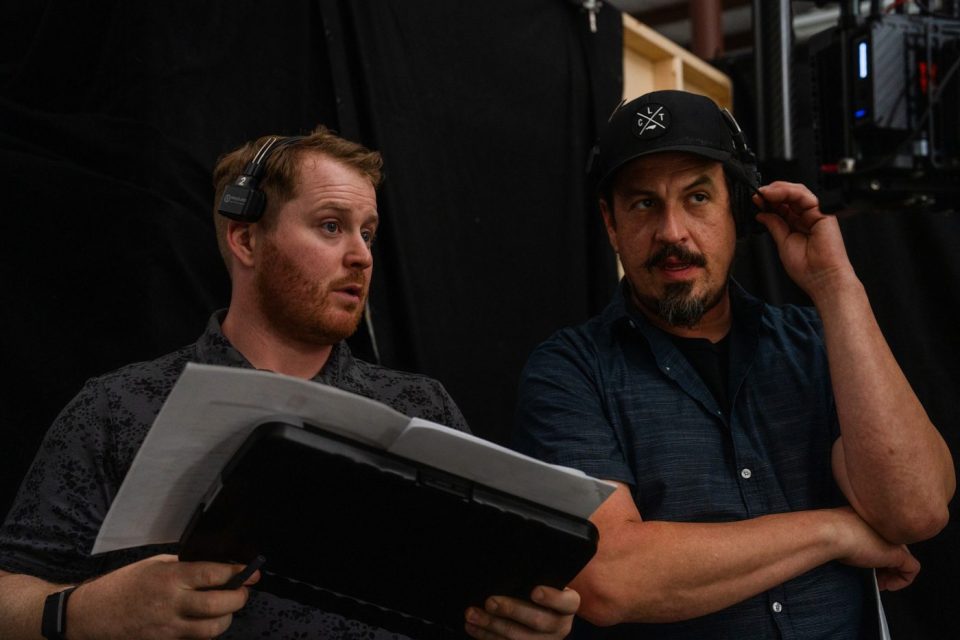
0,312,468,639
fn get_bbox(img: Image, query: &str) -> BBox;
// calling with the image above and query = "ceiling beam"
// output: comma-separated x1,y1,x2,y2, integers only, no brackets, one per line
634,0,752,27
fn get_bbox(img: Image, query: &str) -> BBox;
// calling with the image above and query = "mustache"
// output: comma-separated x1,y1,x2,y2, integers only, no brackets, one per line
328,273,367,290
644,244,707,270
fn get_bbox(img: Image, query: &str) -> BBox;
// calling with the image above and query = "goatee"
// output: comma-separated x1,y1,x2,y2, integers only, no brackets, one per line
634,243,727,329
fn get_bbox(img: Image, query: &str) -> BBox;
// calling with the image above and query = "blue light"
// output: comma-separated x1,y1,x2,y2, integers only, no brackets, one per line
855,108,867,119
858,41,869,79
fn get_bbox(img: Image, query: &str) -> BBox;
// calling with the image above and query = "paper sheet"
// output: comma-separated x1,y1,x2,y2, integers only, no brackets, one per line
93,363,614,554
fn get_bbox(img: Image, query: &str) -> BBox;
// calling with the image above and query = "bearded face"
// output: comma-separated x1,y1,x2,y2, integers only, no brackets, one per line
600,153,738,333
254,228,368,346
632,242,730,328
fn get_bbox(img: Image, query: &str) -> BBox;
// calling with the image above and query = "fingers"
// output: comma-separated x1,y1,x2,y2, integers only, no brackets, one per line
179,585,250,619
755,182,828,234
180,560,254,591
529,586,580,616
465,588,577,640
877,556,920,592
756,181,820,214
176,561,254,618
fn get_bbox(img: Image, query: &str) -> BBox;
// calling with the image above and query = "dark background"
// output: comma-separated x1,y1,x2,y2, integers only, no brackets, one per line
1,1,956,637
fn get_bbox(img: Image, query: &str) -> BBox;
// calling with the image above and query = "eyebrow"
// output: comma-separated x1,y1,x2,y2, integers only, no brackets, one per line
313,202,380,221
618,173,717,198
683,174,716,191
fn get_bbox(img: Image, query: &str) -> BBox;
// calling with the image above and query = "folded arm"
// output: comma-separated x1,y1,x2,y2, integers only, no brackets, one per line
755,182,955,543
572,483,918,626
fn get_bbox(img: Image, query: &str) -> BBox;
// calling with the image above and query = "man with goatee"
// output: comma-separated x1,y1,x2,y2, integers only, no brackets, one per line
514,90,954,639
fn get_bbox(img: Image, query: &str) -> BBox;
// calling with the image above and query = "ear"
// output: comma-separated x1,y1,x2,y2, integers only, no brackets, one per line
599,199,619,254
225,220,257,268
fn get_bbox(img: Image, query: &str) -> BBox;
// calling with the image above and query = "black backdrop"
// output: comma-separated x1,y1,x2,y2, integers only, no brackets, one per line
0,1,621,513
1,2,957,638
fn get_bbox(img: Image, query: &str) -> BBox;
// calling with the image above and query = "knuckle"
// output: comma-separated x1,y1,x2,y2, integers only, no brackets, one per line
193,595,220,618
194,614,232,638
198,564,221,586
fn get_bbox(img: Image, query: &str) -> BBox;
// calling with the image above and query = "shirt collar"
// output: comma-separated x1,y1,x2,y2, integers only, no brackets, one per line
194,310,357,384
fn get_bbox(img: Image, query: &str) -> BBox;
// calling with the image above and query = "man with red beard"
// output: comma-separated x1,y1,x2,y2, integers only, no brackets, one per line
514,91,954,639
0,127,579,640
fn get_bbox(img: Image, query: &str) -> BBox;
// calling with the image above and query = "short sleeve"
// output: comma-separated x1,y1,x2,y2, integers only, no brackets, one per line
513,332,635,487
0,378,116,582
433,382,470,434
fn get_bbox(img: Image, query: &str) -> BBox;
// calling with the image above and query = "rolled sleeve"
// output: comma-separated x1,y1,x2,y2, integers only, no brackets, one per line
514,331,635,487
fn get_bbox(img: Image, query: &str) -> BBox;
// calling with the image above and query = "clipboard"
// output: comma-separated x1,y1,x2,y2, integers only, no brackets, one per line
178,420,599,638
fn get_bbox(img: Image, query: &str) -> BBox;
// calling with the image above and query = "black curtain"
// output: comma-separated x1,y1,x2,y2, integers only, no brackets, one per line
347,3,621,441
0,0,620,518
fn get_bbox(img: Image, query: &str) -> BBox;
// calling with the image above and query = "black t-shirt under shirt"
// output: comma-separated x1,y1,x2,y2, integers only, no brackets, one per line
670,333,731,415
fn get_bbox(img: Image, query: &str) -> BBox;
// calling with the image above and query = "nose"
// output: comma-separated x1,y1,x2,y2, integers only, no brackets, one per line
344,230,373,270
654,201,688,244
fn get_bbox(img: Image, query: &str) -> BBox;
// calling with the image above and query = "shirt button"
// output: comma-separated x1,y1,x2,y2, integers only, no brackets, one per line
740,468,752,479
772,601,783,613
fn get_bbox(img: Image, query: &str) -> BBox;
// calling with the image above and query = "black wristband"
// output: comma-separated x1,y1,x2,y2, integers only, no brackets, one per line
41,586,78,640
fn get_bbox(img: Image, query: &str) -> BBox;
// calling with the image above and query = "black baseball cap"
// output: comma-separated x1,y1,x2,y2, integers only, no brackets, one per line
595,90,739,194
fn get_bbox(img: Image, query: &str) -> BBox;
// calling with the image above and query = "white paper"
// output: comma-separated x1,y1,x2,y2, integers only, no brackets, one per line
872,570,891,640
390,418,616,519
94,363,614,554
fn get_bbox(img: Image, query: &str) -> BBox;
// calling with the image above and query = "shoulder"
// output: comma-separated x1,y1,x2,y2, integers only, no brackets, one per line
53,344,198,461
761,302,825,341
522,311,621,381
87,343,197,414
729,281,825,347
350,359,469,432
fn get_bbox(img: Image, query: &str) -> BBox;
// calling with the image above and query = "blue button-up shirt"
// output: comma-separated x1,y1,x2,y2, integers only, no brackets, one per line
514,282,869,639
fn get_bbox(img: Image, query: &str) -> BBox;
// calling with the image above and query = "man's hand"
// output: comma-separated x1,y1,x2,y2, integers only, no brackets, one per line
831,507,920,591
753,181,856,299
464,586,579,640
67,554,258,640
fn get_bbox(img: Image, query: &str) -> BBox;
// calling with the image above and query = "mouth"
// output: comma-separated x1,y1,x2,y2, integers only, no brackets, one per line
330,280,366,303
660,257,696,272
645,245,707,280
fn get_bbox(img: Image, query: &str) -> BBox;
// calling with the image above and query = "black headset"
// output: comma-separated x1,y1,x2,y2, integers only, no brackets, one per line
719,108,764,237
217,135,306,223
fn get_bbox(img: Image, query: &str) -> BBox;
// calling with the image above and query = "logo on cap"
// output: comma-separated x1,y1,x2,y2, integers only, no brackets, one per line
633,104,670,140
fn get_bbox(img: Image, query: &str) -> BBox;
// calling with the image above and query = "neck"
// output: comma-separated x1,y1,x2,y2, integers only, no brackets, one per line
221,303,334,379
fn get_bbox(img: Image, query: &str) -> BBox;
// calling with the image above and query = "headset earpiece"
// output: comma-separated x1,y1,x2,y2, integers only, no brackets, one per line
719,108,762,237
218,136,305,223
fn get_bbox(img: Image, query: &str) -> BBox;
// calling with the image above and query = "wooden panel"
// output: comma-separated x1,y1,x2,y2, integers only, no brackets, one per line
622,14,732,109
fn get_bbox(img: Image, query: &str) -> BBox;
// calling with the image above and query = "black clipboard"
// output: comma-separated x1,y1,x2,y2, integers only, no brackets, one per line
178,421,598,638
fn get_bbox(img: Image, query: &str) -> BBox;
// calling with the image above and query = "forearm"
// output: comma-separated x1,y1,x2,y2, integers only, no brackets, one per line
814,276,955,541
0,571,71,639
573,509,845,625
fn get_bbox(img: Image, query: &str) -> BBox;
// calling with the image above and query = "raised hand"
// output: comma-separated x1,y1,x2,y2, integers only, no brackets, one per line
753,182,857,299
